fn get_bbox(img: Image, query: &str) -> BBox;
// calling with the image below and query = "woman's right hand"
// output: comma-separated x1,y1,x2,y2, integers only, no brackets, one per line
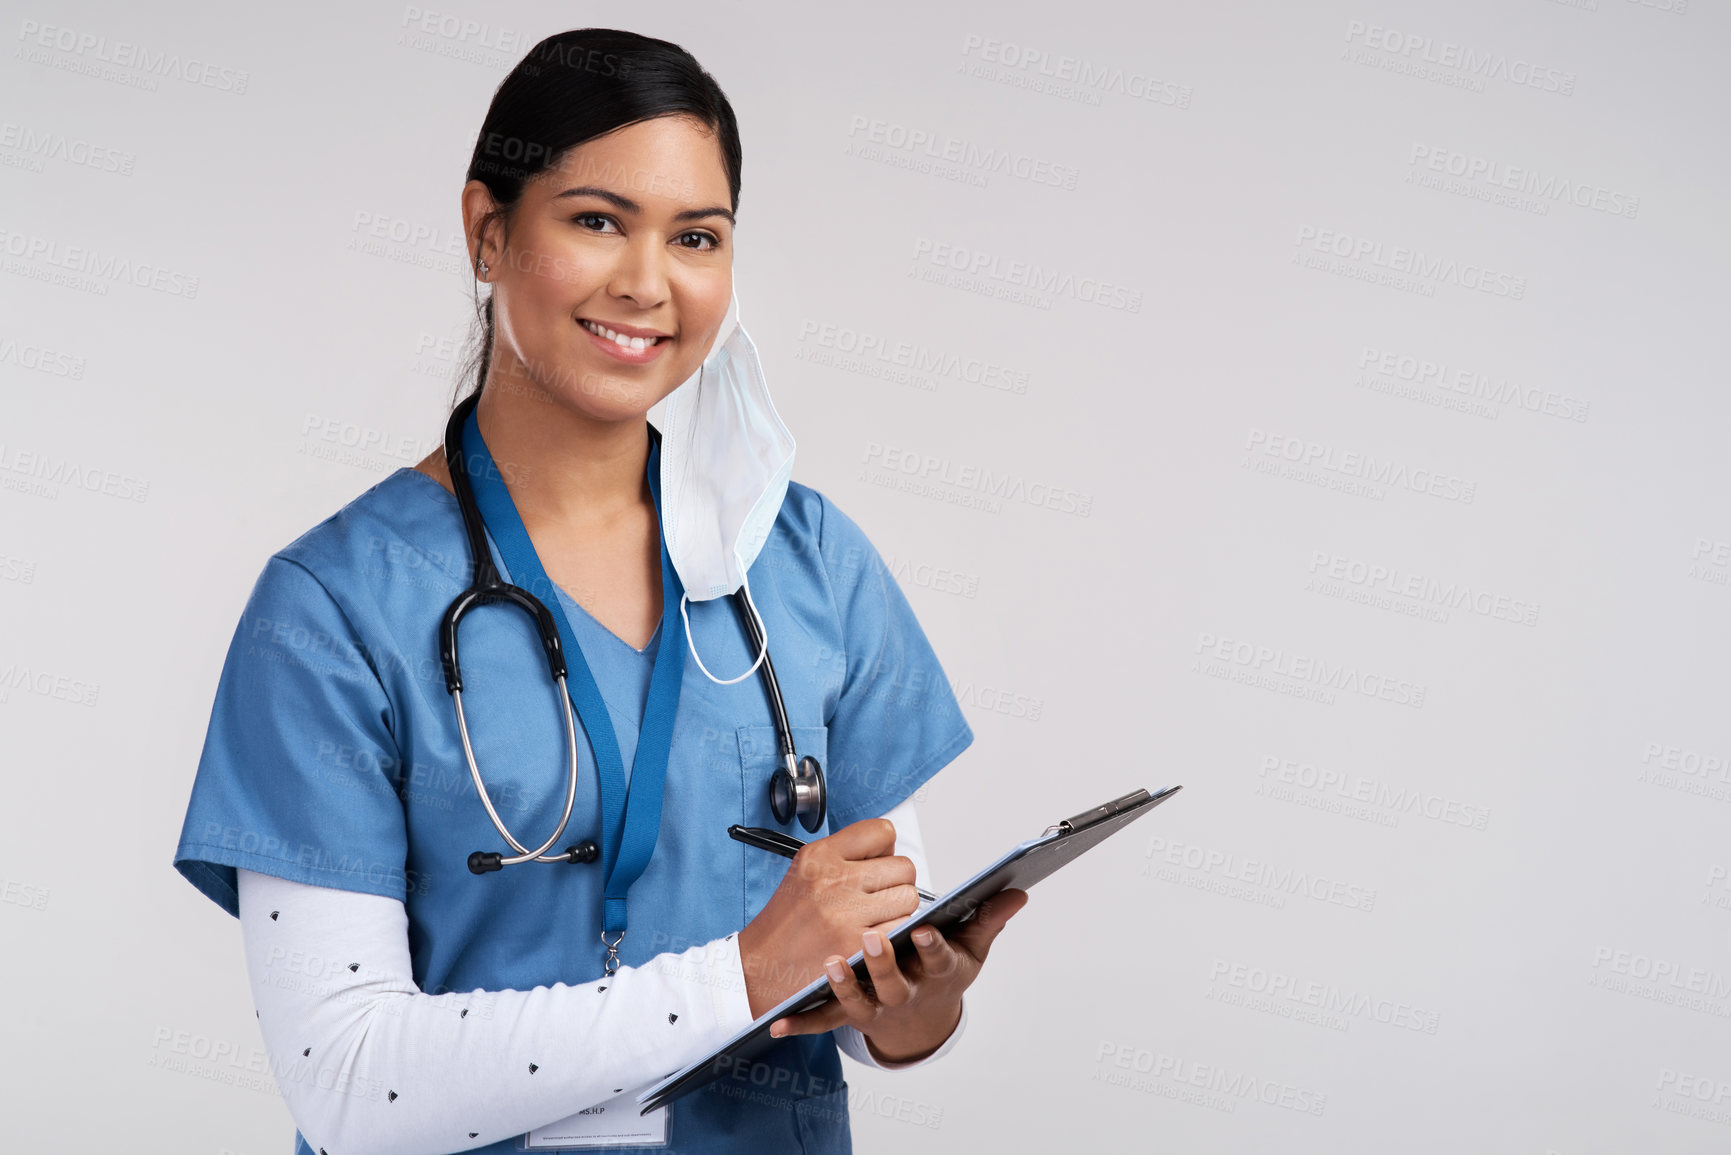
735,818,919,1019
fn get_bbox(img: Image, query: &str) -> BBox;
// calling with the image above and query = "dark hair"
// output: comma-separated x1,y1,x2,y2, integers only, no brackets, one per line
455,28,742,403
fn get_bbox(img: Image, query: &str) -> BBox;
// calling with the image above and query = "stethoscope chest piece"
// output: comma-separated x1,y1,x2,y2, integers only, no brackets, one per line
770,754,827,833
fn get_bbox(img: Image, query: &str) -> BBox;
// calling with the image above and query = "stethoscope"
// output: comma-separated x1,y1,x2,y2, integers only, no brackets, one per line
438,393,827,877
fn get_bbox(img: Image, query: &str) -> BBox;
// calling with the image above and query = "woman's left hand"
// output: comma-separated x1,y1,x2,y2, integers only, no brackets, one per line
767,889,1029,1062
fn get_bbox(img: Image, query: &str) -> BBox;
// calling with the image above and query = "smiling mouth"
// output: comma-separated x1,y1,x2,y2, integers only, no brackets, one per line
579,319,670,351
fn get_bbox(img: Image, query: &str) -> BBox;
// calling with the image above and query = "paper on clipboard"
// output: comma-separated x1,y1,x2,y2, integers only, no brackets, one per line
636,785,1183,1115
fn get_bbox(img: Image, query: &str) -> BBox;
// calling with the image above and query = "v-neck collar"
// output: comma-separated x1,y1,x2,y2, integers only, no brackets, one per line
555,583,663,657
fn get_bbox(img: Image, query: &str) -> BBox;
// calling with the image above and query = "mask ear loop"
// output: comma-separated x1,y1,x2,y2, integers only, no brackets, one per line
680,554,771,686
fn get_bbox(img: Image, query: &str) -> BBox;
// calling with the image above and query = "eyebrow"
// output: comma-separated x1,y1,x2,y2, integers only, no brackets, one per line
551,185,734,226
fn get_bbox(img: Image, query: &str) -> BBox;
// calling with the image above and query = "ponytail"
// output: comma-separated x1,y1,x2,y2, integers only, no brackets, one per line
455,291,494,406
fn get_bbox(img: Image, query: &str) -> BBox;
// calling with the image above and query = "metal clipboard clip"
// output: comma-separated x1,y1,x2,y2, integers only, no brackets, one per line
1054,788,1155,835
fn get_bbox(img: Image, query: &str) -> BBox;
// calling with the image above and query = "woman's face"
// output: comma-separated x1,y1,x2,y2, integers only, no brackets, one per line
464,114,735,422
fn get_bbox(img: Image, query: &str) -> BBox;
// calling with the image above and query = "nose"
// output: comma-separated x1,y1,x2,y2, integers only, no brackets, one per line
605,232,671,312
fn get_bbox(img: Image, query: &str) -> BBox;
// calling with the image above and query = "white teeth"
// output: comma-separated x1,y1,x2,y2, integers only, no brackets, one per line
582,319,660,351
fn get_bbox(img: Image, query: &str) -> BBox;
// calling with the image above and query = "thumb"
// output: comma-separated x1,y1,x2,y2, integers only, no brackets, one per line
949,888,1028,965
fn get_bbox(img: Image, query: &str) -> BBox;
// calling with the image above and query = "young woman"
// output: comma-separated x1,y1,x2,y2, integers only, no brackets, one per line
172,27,1025,1155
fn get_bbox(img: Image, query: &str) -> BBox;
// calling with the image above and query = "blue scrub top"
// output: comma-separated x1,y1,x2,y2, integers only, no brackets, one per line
172,449,973,1155
558,583,659,788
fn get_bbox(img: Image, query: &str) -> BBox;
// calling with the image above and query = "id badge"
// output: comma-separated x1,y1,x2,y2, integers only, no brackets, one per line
518,1093,670,1150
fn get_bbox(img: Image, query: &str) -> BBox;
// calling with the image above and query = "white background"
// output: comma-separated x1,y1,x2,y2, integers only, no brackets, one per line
3,1,1728,1151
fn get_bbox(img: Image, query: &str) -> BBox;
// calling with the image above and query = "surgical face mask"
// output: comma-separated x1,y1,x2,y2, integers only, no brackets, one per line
653,292,796,684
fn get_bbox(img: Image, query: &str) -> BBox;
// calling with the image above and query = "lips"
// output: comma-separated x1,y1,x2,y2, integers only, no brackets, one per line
579,318,669,349
578,318,671,365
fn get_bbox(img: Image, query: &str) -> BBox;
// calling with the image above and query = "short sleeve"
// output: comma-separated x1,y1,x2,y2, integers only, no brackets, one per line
816,495,974,828
172,556,410,918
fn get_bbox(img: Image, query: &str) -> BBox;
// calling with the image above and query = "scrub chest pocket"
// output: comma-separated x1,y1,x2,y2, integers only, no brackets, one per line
737,723,829,919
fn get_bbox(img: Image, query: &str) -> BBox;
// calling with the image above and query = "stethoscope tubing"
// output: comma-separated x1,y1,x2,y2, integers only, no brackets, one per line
452,682,583,864
729,588,803,786
438,392,826,865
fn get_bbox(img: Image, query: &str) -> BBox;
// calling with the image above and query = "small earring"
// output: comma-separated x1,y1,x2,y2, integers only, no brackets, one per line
475,257,490,279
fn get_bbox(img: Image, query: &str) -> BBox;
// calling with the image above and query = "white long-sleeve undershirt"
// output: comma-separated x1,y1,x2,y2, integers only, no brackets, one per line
236,798,963,1155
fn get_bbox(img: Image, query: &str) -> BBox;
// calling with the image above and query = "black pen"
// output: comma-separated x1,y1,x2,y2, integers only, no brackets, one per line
728,825,937,903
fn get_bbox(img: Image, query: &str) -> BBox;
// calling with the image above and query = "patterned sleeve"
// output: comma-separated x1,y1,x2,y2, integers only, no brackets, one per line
237,868,755,1155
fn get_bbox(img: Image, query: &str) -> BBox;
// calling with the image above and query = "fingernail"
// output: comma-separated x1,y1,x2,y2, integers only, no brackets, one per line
863,930,883,957
825,958,848,983
914,928,936,947
769,1022,783,1038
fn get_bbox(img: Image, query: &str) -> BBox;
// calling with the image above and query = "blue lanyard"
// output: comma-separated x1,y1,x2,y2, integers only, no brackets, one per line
459,407,685,943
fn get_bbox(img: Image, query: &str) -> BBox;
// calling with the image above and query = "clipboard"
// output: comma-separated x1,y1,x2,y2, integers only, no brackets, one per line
636,784,1182,1114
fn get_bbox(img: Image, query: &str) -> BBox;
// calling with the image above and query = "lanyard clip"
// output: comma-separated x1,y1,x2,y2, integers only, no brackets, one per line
601,929,625,976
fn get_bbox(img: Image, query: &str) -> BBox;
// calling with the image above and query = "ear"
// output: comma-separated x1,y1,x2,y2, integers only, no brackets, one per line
461,180,506,278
